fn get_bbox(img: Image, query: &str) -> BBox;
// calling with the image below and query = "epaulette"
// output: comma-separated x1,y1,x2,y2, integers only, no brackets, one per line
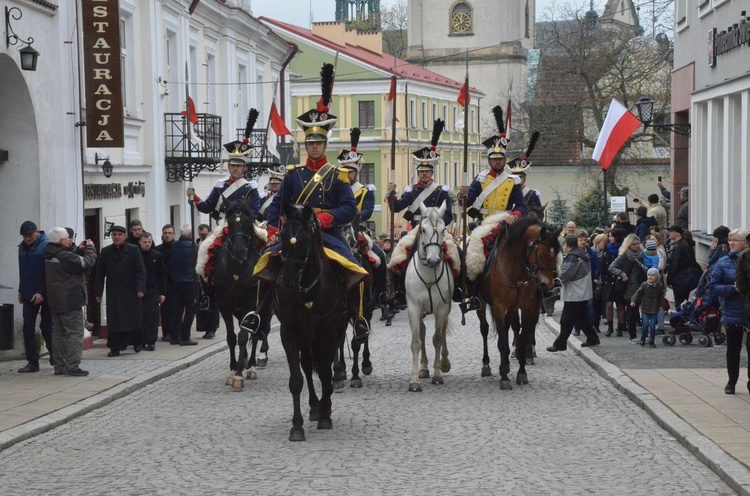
404,185,413,193
512,176,522,185
215,178,227,188
367,184,376,192
286,164,304,171
249,180,258,189
441,184,450,192
477,170,490,181
338,169,350,184
533,190,540,196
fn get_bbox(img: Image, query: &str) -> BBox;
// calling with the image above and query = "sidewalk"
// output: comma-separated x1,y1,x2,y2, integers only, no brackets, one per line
543,314,750,495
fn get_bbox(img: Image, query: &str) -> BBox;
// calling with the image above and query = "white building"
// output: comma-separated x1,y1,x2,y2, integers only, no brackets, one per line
0,0,294,356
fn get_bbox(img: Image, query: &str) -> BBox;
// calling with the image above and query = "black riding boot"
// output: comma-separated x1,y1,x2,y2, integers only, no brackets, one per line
348,286,370,342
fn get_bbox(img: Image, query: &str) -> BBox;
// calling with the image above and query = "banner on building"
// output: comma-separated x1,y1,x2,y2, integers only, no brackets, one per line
82,0,124,148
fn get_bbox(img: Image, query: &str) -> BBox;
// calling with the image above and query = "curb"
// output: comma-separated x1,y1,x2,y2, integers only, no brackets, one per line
542,315,750,496
0,339,227,452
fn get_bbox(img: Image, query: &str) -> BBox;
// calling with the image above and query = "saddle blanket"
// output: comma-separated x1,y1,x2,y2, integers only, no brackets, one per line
353,230,381,268
465,212,515,281
387,226,460,278
196,221,267,277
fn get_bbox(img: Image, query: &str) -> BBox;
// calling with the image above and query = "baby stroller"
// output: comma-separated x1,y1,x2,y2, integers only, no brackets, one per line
665,272,725,346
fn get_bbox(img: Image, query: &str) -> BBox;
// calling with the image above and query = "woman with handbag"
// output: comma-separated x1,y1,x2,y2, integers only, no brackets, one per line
609,234,648,343
601,228,627,337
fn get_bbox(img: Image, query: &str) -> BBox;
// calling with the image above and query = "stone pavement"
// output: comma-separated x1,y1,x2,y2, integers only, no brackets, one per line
0,306,749,494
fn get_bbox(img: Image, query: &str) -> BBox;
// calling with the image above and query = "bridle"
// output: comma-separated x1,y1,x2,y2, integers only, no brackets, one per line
496,224,556,291
224,209,256,265
410,214,450,314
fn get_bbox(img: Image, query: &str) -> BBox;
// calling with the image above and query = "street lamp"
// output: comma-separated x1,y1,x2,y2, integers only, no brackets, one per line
5,6,40,72
635,96,691,137
95,153,113,178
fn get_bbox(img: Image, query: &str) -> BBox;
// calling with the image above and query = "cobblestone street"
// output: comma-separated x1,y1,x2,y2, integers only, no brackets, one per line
0,308,736,495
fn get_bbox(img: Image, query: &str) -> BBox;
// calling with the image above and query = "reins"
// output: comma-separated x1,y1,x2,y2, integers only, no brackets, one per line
409,216,451,314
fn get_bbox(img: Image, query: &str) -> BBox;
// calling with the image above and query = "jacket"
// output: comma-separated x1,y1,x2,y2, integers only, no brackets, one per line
18,231,49,301
171,236,198,284
560,247,592,302
735,248,750,296
609,250,647,301
634,216,657,241
140,248,167,295
44,243,97,313
708,251,747,326
631,281,666,314
667,239,698,289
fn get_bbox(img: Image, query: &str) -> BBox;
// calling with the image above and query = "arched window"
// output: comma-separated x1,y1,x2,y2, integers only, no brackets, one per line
450,2,473,35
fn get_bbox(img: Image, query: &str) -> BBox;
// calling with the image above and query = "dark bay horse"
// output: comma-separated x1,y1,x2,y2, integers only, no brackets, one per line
212,201,269,389
476,216,559,389
276,203,350,441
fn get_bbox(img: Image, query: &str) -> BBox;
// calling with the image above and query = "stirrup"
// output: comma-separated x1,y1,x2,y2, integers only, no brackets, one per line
459,296,481,314
353,317,370,341
240,311,261,335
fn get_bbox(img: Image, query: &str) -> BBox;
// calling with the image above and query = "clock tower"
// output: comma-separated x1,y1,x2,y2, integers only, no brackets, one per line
407,0,534,133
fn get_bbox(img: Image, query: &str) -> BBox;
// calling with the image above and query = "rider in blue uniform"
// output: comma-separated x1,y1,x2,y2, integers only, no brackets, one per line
187,109,261,222
254,63,369,340
257,171,284,224
505,131,542,211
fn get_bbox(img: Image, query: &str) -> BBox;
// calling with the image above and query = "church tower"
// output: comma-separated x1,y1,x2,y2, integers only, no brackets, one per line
407,0,534,133
335,0,381,30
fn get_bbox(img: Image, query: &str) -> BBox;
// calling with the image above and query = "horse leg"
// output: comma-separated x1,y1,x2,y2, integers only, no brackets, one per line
418,319,429,379
300,344,319,423
281,331,305,442
407,308,424,392
316,348,337,430
510,311,521,359
516,313,537,385
431,316,448,385
440,340,451,373
494,309,513,390
332,339,346,390
361,338,372,375
257,316,270,368
478,303,492,377
230,328,248,389
246,337,259,380
350,336,363,388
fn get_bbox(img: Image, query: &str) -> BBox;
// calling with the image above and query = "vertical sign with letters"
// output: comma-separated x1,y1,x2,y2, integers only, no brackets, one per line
82,0,124,147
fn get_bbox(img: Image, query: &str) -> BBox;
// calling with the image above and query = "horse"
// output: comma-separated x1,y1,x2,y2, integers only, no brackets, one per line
333,224,376,389
475,216,559,389
211,200,269,389
403,202,455,392
275,203,351,442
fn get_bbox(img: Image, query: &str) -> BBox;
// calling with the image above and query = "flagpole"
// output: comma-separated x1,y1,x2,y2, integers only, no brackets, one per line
385,55,398,327
459,49,470,325
185,61,198,308
602,168,608,227
262,80,279,165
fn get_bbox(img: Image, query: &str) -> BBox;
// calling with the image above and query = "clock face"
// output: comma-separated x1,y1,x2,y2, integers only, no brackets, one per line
452,12,471,32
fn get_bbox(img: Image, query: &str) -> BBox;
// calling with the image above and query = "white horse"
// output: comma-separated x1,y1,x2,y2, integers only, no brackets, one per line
404,202,455,392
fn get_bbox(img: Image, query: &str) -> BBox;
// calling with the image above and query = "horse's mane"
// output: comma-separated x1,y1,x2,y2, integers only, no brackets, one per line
226,200,252,219
504,216,541,252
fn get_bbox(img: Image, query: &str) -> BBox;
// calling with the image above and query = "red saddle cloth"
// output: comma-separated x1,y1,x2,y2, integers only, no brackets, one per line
356,233,379,266
481,224,503,258
204,226,230,276
391,242,460,278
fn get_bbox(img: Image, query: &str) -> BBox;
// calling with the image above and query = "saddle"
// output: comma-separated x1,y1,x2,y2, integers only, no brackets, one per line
387,227,460,278
465,212,515,282
196,221,268,278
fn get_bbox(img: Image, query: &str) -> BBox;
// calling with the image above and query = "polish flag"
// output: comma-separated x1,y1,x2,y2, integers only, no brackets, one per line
266,102,292,159
456,81,468,108
181,96,199,125
592,99,641,170
384,75,399,133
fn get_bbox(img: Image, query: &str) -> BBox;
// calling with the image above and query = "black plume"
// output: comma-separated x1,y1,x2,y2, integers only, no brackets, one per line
320,63,335,108
524,131,540,159
350,128,361,149
244,109,259,140
431,119,445,147
491,105,505,135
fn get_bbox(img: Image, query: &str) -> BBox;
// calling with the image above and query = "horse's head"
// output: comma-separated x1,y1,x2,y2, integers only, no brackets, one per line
528,224,560,289
417,201,446,269
526,202,547,222
505,217,559,289
279,203,321,289
223,201,258,263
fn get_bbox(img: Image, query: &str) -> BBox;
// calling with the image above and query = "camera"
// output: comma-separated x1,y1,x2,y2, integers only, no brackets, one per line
633,198,640,203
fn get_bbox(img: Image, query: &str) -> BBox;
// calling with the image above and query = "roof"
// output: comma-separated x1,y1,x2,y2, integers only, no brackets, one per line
260,17,481,95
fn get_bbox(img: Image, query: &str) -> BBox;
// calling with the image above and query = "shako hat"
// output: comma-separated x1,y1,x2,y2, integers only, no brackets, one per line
223,109,259,166
337,128,363,172
506,131,540,175
482,105,509,159
267,170,285,183
412,119,445,171
296,63,337,142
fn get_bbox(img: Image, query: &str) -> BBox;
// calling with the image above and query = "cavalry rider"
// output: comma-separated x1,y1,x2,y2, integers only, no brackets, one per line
457,106,526,223
255,62,370,341
187,109,261,222
257,170,284,224
337,127,387,303
505,132,542,210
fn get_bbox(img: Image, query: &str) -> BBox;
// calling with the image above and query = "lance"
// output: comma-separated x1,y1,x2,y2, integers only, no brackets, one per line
184,62,199,308
459,51,472,325
384,56,398,326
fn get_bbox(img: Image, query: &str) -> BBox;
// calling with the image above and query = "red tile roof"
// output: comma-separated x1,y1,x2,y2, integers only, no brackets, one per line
260,17,480,94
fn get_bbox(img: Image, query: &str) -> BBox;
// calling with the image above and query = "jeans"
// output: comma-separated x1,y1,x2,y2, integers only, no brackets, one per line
640,311,659,344
22,301,53,366
656,308,665,331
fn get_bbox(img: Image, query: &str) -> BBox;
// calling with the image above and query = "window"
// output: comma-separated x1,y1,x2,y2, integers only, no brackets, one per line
443,163,449,187
453,106,458,132
421,101,428,129
165,30,178,112
443,104,448,127
410,99,417,128
470,108,475,134
471,163,476,179
432,103,438,122
453,162,459,187
119,14,136,114
360,163,375,184
358,101,375,128
676,0,687,24
206,53,216,114
450,2,473,34
256,72,265,115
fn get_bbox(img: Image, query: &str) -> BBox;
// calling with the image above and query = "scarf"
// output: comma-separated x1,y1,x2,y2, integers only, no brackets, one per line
625,247,643,263
606,242,620,258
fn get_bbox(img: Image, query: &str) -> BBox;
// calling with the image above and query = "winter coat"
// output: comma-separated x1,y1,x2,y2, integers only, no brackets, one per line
631,281,666,315
171,236,198,284
634,216,657,241
560,247,592,302
140,248,167,296
642,250,660,271
18,231,49,301
708,251,747,326
609,250,647,302
735,248,750,297
156,241,174,284
708,239,729,269
600,243,621,302
95,242,146,333
667,239,700,291
586,246,600,279
675,200,689,229
44,243,97,313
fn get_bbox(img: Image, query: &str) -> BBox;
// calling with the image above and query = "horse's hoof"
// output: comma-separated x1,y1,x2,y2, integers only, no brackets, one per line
431,376,444,385
499,379,513,390
309,407,320,422
332,380,345,390
516,373,529,385
408,382,422,392
231,377,244,390
225,375,234,386
317,419,333,430
418,370,430,379
362,365,373,375
481,365,492,377
440,358,451,373
257,358,268,368
246,370,257,380
229,362,237,372
350,378,363,388
289,426,306,442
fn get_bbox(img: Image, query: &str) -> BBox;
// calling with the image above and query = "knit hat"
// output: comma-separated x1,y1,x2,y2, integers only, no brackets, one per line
647,268,659,277
645,239,657,251
19,220,37,236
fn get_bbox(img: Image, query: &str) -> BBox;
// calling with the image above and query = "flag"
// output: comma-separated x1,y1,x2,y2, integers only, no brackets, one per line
266,102,292,159
592,98,641,170
384,75,399,132
457,81,468,108
188,0,201,15
181,96,199,125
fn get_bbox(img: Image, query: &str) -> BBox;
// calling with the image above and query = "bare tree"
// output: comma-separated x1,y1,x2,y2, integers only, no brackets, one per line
380,0,407,58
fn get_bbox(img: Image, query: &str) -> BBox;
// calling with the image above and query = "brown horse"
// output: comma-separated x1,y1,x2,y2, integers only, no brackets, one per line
475,216,559,389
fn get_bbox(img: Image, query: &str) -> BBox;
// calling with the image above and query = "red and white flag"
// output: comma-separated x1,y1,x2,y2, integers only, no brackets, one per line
266,102,292,159
181,96,199,124
456,81,468,108
592,99,641,170
384,75,399,134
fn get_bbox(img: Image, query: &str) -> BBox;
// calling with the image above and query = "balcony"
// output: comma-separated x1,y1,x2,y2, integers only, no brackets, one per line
164,113,222,182
234,127,285,179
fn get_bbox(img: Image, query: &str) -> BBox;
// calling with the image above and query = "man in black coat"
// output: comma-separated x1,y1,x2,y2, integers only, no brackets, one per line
666,225,699,309
156,224,175,341
95,225,146,357
137,232,167,351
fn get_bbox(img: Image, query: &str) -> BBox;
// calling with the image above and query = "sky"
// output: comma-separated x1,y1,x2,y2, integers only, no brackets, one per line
250,0,561,29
